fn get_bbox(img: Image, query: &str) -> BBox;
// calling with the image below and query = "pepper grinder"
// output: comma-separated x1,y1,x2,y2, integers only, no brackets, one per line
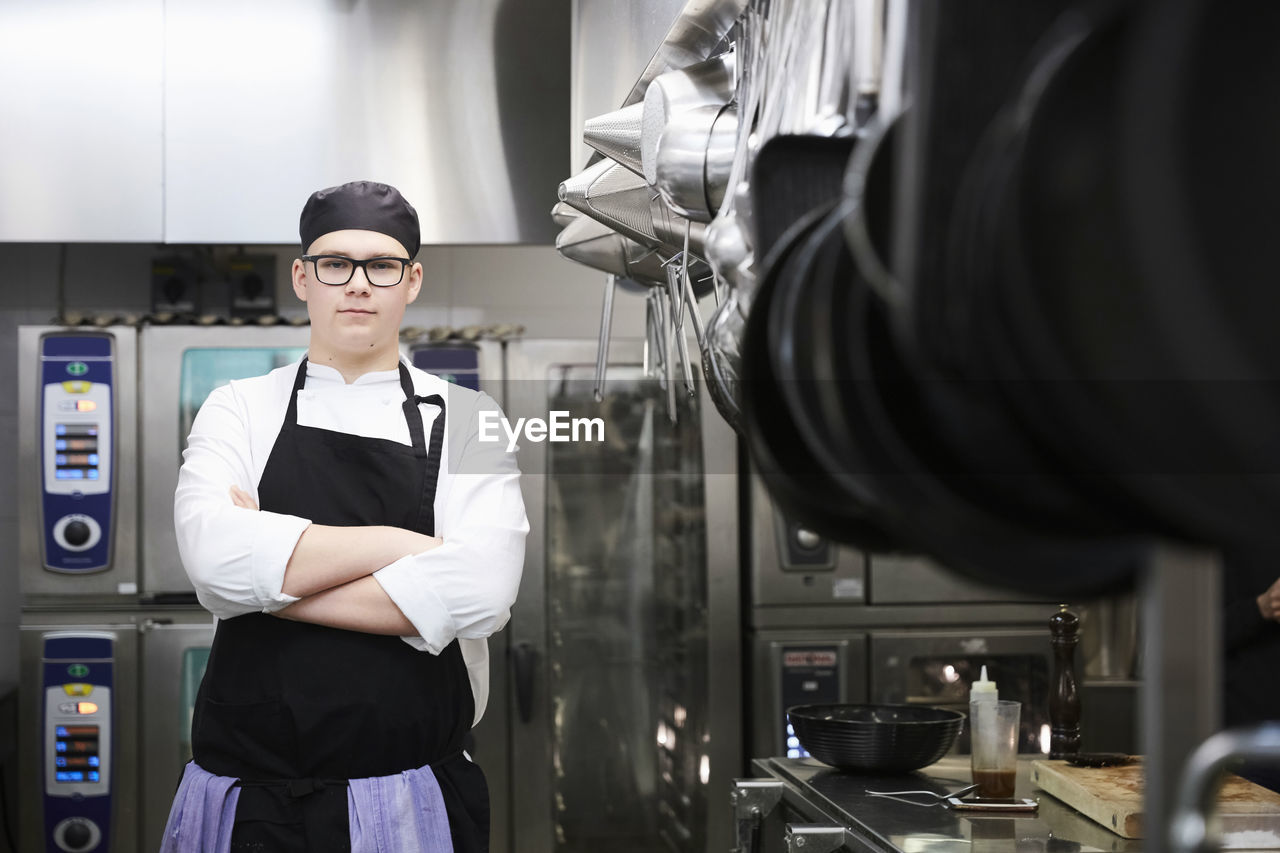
1049,605,1081,759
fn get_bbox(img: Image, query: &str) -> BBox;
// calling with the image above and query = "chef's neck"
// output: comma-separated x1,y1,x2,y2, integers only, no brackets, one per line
306,345,401,384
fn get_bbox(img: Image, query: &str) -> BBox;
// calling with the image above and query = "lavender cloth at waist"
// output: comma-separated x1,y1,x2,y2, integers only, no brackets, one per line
160,760,454,852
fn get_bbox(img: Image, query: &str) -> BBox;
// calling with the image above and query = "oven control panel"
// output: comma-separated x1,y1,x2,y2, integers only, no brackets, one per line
41,633,114,852
39,333,114,572
780,646,843,758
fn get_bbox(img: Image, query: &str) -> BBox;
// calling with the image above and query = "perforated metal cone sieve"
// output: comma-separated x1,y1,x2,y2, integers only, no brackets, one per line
583,103,645,177
559,159,660,248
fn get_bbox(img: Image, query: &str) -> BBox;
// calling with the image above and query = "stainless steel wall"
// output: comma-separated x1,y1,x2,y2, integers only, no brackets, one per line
0,0,570,244
570,0,690,170
165,0,570,244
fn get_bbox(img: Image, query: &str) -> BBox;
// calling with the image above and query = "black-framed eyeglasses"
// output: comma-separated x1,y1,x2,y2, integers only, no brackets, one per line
301,254,411,287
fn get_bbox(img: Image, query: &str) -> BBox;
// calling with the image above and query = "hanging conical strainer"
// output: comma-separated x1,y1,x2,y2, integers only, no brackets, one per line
559,159,661,248
550,200,581,227
583,102,645,177
554,216,669,283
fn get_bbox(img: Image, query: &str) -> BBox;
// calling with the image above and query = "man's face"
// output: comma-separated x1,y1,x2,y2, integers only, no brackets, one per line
291,229,422,360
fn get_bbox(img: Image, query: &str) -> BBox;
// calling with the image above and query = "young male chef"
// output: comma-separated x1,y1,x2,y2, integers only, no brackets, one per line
160,180,528,852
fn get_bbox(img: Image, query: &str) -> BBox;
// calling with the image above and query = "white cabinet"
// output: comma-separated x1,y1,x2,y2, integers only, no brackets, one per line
0,0,164,242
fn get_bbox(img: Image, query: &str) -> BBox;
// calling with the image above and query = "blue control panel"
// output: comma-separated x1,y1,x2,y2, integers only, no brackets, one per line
40,334,114,572
42,633,114,852
411,344,482,391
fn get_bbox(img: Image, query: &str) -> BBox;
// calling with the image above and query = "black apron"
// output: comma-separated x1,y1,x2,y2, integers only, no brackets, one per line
191,359,488,852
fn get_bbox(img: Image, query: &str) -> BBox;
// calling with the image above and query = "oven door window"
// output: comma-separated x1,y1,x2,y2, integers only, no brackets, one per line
179,646,211,767
893,654,1050,754
178,347,306,456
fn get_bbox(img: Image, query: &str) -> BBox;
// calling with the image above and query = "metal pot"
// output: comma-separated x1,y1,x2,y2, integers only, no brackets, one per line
654,102,738,222
641,50,736,186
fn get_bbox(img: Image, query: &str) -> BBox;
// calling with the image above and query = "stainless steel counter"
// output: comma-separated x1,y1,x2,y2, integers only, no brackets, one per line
752,756,1144,852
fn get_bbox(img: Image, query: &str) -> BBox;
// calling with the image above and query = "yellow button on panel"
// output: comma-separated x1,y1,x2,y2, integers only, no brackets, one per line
62,683,93,696
61,381,91,394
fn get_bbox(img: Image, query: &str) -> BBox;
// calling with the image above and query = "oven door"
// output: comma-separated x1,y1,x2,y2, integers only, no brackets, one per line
137,608,217,852
138,325,312,596
502,339,740,853
868,629,1053,755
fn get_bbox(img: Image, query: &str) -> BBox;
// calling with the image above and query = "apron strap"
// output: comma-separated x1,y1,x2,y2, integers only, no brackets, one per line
413,392,447,536
396,361,447,536
284,357,310,427
398,362,428,458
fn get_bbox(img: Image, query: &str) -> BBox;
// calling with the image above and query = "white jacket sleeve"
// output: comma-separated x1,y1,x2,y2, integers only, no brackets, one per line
373,392,528,654
174,383,310,617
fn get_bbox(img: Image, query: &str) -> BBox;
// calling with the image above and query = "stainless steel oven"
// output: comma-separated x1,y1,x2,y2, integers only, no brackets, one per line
746,471,1061,768
136,609,218,853
137,325,312,596
867,628,1053,754
497,339,741,853
750,630,867,760
16,323,506,851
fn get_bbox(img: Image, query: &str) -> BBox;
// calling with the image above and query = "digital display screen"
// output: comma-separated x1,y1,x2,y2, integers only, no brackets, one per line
54,424,101,480
785,720,809,759
54,724,101,782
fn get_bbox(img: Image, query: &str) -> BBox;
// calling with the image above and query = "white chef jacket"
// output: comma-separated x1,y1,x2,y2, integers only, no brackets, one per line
174,356,528,724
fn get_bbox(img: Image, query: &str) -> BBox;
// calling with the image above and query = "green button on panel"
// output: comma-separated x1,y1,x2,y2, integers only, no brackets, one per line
67,663,90,678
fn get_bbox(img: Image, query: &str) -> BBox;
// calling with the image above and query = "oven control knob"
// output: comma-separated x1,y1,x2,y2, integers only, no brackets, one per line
64,822,91,849
53,817,100,851
794,527,822,550
53,514,101,552
65,520,91,546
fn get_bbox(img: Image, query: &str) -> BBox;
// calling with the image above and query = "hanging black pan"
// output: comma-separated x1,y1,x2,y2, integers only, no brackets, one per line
753,157,1137,592
948,0,1280,558
741,133,898,550
741,203,899,550
827,234,1145,597
835,113,1142,542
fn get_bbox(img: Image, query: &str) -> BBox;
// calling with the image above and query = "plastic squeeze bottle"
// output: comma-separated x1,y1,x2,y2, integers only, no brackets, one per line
969,666,1006,797
970,665,998,704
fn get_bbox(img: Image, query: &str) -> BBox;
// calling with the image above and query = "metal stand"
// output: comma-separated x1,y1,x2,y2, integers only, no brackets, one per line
731,779,782,853
1140,543,1222,852
784,825,849,852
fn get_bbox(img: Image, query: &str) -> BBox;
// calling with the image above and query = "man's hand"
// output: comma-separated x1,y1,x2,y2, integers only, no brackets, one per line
229,485,259,511
1257,577,1280,621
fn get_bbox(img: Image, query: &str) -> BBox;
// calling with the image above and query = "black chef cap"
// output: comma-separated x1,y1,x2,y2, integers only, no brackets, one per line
299,180,420,258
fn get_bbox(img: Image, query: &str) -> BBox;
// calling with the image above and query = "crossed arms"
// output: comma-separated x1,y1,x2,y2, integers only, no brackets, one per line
227,484,435,635
175,374,528,652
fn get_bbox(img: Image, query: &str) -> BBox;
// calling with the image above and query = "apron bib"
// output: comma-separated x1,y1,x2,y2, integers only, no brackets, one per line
191,359,487,852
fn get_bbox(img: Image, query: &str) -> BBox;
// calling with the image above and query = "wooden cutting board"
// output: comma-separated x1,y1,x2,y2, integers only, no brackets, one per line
1031,758,1280,839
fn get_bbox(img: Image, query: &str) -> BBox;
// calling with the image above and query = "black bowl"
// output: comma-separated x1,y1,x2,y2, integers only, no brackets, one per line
787,704,965,773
